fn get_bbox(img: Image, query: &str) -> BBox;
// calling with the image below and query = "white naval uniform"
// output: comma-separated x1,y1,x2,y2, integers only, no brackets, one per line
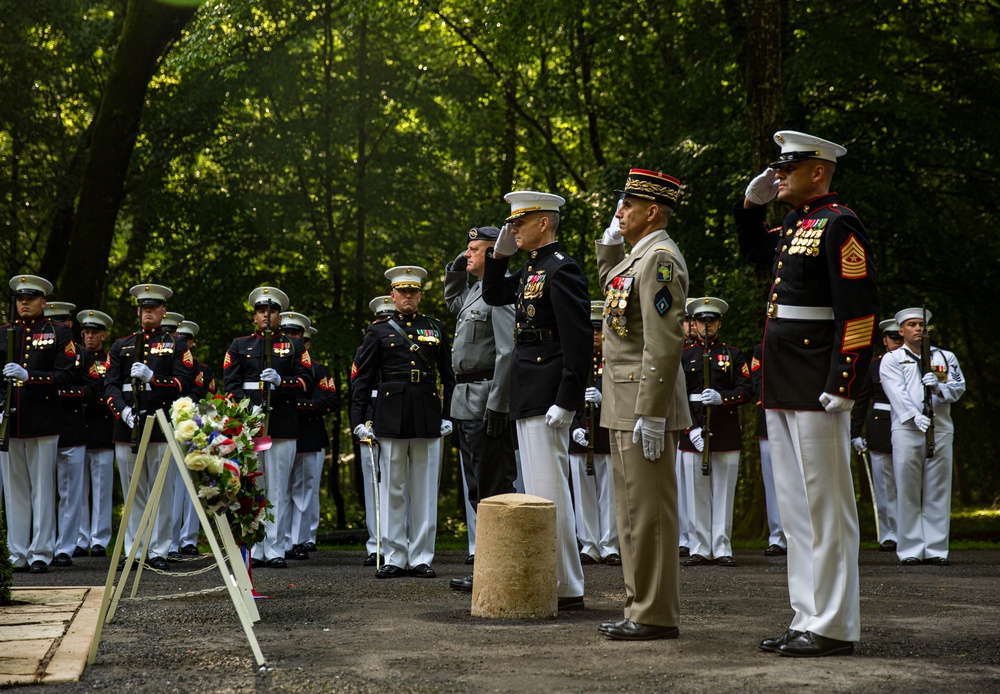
880,346,965,561
2,436,59,566
569,452,618,561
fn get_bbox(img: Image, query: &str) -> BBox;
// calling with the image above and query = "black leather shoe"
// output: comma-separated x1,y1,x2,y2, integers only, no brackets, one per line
683,553,709,566
52,553,73,567
580,553,599,565
12,564,29,573
167,551,182,561
363,552,378,567
900,557,922,565
72,546,89,558
147,556,169,571
301,542,317,552
449,575,473,592
759,629,803,653
265,557,288,569
923,556,950,565
558,596,585,611
716,555,736,567
598,618,629,634
29,560,49,574
375,564,407,579
251,558,265,569
879,539,897,552
409,563,436,578
464,554,475,565
90,545,107,557
604,553,622,566
764,544,787,556
180,544,199,556
286,545,309,560
679,546,690,558
604,621,679,641
777,630,854,657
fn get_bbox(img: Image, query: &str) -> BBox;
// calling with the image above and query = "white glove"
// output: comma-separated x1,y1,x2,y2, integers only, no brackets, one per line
700,388,722,406
744,168,779,205
544,404,574,428
572,428,588,446
600,199,624,245
130,362,153,383
260,367,281,387
852,437,867,453
632,416,666,461
913,414,931,433
819,392,854,412
122,406,137,429
688,426,704,453
584,387,602,405
440,419,453,437
493,222,518,257
921,372,941,392
353,423,374,440
3,363,28,381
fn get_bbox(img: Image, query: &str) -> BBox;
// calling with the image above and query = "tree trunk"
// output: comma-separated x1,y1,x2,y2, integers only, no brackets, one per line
745,0,783,172
57,0,196,307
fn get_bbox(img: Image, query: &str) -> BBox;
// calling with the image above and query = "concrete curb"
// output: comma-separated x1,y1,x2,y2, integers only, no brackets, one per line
0,586,105,686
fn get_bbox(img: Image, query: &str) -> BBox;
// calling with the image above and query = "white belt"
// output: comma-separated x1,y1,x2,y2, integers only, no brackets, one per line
371,389,378,398
122,383,152,392
873,402,891,411
242,382,275,391
688,394,702,402
768,304,834,321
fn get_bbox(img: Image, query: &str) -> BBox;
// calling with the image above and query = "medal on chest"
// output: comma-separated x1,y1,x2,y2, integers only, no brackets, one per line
273,340,292,358
149,340,174,355
605,272,634,337
522,272,547,300
787,218,826,257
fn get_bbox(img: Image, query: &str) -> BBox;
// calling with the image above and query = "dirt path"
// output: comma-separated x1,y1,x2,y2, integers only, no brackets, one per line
14,548,1000,692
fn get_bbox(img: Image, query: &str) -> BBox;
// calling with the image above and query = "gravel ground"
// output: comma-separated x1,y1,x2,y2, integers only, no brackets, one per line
11,547,1000,693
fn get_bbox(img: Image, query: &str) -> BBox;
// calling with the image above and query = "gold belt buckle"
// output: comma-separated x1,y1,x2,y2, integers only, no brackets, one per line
767,302,777,319
410,369,421,383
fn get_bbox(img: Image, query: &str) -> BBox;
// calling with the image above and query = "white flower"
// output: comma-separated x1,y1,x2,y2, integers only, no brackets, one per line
170,397,196,422
185,452,212,471
198,485,220,499
174,419,198,443
206,455,225,475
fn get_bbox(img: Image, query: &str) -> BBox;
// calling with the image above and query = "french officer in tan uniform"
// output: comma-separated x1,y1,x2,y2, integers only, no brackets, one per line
595,169,691,640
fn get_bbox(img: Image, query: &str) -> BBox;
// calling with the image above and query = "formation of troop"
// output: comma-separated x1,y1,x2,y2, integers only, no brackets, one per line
3,129,965,657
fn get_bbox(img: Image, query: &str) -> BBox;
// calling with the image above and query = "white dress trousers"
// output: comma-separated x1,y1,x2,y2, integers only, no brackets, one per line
359,440,380,556
569,452,618,560
115,441,172,560
378,436,440,568
891,429,953,560
681,450,739,559
758,439,786,548
869,449,897,544
55,444,87,557
78,448,115,550
516,416,584,599
766,409,860,643
251,438,297,561
171,464,200,551
289,449,324,546
2,436,59,567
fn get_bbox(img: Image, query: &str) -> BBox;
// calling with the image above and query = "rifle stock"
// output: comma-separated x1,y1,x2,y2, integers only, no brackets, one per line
0,294,15,450
921,306,935,458
262,301,274,437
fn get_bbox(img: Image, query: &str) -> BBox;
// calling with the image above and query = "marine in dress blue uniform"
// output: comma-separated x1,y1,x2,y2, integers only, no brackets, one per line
223,287,313,568
105,284,195,570
77,309,115,557
1,275,77,573
736,131,879,657
350,267,456,579
850,319,903,551
169,319,215,558
679,298,751,566
482,190,591,608
283,315,338,557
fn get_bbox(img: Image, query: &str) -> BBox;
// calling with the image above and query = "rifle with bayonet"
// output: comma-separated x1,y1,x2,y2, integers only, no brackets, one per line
585,355,598,476
130,316,145,453
921,305,935,459
0,293,15,451
261,299,274,437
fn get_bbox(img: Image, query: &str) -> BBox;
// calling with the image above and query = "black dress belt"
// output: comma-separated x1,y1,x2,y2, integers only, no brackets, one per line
456,369,494,384
381,370,435,383
515,328,557,344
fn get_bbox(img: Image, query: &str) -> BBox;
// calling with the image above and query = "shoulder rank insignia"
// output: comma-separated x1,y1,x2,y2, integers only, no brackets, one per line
554,251,565,260
182,349,194,367
223,352,233,369
742,362,750,377
301,350,312,367
842,315,875,351
751,355,761,372
350,361,358,379
840,234,867,279
64,341,77,357
656,262,673,282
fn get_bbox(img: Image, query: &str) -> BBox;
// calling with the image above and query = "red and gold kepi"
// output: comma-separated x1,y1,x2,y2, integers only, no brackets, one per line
615,169,681,208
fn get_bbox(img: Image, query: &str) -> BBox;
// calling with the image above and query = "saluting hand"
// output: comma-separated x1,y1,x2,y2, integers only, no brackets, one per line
493,223,518,258
451,251,468,273
744,168,778,206
600,198,624,245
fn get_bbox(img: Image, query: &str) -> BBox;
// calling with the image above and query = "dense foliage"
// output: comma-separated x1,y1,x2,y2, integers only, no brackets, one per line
2,0,998,535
